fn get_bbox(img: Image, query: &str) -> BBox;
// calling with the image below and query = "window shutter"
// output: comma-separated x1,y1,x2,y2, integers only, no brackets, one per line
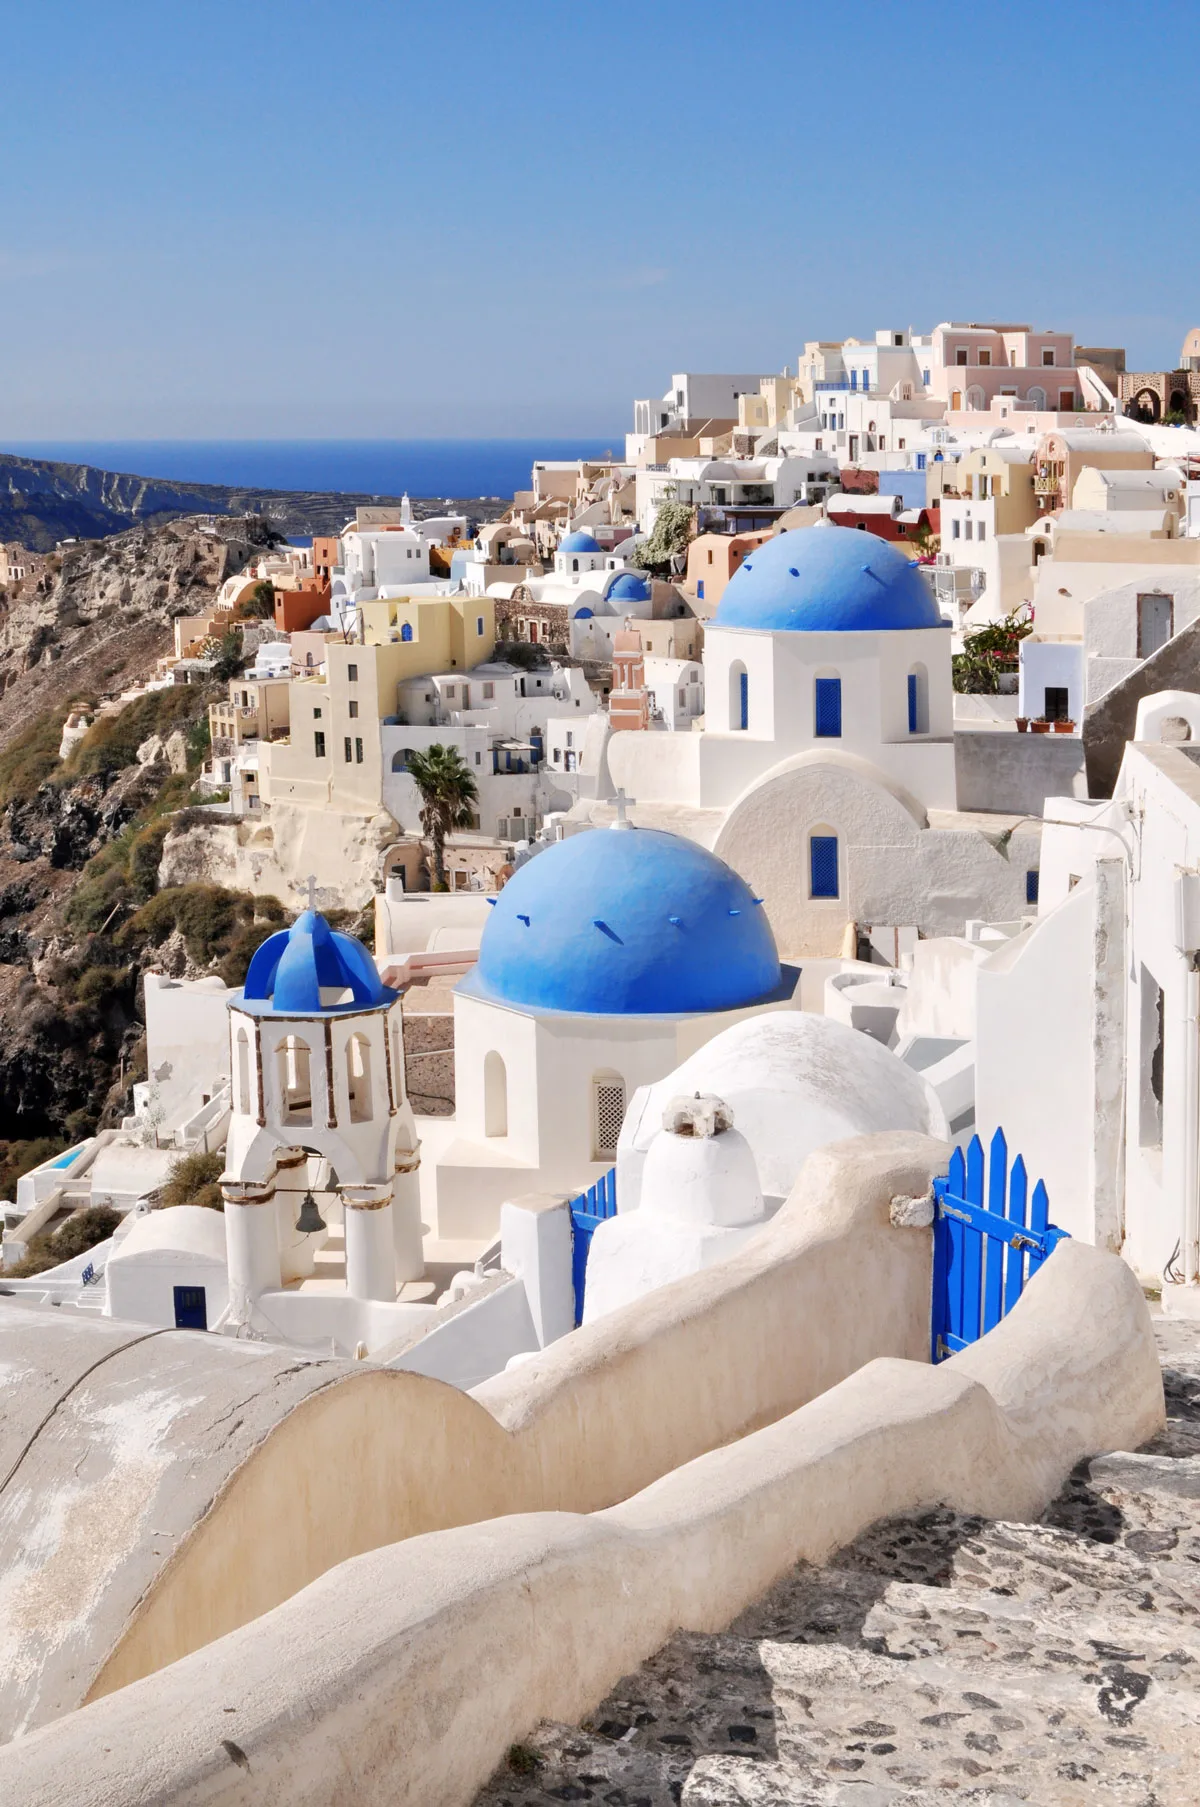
810,835,839,899
593,1079,626,1157
814,677,842,737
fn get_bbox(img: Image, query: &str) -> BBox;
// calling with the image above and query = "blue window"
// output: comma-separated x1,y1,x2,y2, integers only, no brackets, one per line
814,676,842,738
810,835,839,899
477,616,485,635
908,673,919,734
850,369,858,390
916,453,927,471
923,368,931,385
738,668,749,730
1026,869,1040,905
697,579,705,600
400,622,413,642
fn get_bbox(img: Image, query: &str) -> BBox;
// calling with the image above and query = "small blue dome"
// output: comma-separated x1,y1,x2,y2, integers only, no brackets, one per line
466,828,781,1016
238,910,394,1015
607,572,651,602
560,530,602,554
714,525,943,633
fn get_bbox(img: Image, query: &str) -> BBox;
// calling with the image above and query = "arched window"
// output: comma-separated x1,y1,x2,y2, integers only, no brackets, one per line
572,558,579,572
808,827,840,900
392,748,415,772
729,660,749,730
484,1051,508,1137
1027,386,1046,410
400,622,413,642
907,663,929,735
275,1036,313,1126
236,1027,251,1117
814,673,842,738
966,385,985,411
346,1033,373,1122
591,1071,626,1160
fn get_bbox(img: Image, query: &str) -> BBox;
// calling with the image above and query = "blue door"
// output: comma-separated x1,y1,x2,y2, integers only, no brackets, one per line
814,677,842,737
810,835,839,899
173,1285,208,1330
738,669,749,730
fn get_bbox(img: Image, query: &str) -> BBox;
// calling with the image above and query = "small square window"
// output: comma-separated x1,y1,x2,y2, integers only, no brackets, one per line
1042,347,1055,366
313,707,322,719
348,700,358,718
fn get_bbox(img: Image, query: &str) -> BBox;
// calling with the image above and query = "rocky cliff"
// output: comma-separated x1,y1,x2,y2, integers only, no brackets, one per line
0,517,290,1162
0,450,507,550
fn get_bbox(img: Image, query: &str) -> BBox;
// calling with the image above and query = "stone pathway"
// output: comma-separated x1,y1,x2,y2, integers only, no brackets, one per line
475,1318,1200,1806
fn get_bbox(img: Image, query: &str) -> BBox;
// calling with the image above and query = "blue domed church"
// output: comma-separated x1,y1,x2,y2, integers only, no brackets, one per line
432,822,797,1238
598,523,1038,957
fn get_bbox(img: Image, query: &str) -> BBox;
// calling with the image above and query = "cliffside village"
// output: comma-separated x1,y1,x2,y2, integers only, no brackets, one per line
3,320,1200,1805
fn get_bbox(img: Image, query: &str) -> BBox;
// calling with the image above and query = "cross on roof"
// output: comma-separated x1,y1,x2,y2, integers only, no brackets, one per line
305,875,319,911
612,788,635,830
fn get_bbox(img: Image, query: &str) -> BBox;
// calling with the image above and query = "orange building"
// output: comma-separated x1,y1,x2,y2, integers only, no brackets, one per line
313,537,338,582
609,626,649,732
273,575,331,632
685,529,774,613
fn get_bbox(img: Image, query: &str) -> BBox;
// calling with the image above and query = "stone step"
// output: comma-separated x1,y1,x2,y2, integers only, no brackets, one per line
479,1618,1197,1806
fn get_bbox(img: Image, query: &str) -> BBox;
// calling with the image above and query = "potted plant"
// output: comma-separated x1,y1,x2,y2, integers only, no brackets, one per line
1031,715,1051,734
1052,717,1075,734
1015,716,1029,732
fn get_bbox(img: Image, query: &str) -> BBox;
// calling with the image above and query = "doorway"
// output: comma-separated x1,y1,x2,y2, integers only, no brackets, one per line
173,1285,208,1330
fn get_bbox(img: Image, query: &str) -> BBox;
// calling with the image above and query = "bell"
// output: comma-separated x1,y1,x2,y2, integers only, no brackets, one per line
294,1189,327,1235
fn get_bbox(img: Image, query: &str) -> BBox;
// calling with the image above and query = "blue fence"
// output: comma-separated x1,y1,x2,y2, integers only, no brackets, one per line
569,1168,617,1325
931,1129,1067,1363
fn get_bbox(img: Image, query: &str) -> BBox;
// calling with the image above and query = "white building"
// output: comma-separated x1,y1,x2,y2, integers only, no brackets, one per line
431,822,801,1239
973,693,1200,1298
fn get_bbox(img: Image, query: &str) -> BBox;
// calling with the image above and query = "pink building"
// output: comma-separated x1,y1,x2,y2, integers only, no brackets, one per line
925,323,1084,415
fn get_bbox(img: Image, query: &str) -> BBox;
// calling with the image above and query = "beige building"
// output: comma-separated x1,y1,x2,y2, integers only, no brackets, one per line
950,445,1038,532
209,676,290,751
1033,427,1152,514
356,592,496,665
262,597,498,817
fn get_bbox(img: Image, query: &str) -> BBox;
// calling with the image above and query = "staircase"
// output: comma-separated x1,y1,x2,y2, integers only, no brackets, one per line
476,1318,1200,1806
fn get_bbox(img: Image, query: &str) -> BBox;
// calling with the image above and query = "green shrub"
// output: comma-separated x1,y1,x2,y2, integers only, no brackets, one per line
0,705,76,807
161,1149,224,1212
6,1203,122,1277
69,687,210,781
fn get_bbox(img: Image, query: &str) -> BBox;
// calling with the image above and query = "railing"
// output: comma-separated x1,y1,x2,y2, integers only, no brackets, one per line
931,1129,1067,1362
568,1168,617,1324
1033,474,1060,495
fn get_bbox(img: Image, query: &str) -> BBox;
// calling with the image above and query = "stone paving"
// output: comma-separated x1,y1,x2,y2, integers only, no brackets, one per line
475,1318,1200,1806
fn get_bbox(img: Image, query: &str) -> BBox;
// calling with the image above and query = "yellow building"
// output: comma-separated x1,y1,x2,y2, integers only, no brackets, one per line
953,445,1038,534
262,595,497,816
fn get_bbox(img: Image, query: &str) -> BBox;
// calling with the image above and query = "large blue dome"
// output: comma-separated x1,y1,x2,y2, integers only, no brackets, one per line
607,572,651,603
560,530,602,554
714,524,943,632
238,910,394,1015
465,828,781,1016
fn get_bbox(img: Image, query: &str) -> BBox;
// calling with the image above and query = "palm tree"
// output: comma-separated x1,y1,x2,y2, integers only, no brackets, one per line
405,744,479,890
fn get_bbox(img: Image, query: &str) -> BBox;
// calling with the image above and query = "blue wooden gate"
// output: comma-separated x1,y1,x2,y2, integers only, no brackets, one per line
931,1129,1067,1363
569,1167,617,1325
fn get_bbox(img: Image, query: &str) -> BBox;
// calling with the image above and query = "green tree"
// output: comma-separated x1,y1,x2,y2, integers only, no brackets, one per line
243,581,277,619
405,744,479,891
627,497,696,578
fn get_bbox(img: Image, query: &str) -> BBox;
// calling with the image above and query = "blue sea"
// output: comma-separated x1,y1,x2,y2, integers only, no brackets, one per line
1,438,623,500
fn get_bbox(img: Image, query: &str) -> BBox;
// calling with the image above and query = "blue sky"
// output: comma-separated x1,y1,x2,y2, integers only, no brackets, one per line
3,0,1197,438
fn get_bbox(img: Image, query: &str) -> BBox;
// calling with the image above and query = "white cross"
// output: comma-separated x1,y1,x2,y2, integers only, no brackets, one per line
305,875,319,911
612,789,634,830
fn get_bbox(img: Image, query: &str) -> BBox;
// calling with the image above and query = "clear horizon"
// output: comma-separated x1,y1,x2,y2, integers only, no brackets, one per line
4,0,1198,439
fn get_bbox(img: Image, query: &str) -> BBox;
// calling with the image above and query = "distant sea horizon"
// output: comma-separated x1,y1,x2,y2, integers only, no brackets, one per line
0,438,624,500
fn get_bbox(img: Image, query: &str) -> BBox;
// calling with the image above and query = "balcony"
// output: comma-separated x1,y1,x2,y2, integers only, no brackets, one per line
1033,474,1060,496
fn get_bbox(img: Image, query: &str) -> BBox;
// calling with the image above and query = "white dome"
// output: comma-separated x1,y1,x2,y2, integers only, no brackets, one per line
629,1013,946,1200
